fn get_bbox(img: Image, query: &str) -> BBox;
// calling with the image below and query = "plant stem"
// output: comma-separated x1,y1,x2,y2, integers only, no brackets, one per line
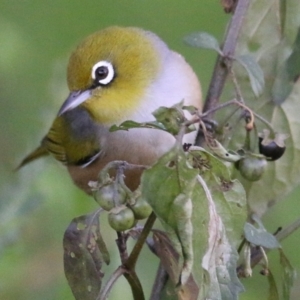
123,272,145,300
116,231,129,263
117,231,146,300
124,212,157,269
109,213,156,300
195,0,251,146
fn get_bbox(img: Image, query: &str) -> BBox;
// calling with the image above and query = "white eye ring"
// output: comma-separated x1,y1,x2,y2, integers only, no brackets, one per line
91,61,114,85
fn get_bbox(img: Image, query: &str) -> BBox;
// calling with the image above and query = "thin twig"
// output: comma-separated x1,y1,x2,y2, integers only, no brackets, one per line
276,217,300,242
97,266,125,300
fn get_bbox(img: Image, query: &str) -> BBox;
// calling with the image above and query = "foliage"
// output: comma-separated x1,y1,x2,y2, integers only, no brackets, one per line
4,0,300,299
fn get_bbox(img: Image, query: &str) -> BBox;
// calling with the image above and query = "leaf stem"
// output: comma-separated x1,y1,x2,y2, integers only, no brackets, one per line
120,213,157,300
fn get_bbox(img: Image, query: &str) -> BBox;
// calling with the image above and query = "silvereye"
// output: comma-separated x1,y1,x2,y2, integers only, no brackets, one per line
19,26,201,193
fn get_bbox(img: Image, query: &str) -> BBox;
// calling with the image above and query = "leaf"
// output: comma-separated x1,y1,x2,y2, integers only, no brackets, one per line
198,175,245,300
109,120,166,132
184,32,222,55
235,54,265,97
279,248,296,299
272,27,300,104
244,223,280,249
267,269,280,300
63,210,109,300
285,27,300,82
188,147,247,246
152,230,199,300
141,144,200,286
142,144,246,299
244,215,280,248
152,104,186,135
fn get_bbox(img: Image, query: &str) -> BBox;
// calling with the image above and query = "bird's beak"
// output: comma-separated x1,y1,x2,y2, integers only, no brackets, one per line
58,89,92,116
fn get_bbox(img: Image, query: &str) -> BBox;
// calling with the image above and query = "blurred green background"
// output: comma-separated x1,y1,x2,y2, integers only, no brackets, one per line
1,1,300,299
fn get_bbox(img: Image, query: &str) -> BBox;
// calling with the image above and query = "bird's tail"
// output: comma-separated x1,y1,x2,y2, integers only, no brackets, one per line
16,146,49,170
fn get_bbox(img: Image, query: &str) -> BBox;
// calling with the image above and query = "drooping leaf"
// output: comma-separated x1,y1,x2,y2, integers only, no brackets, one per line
235,54,265,97
267,269,280,300
184,32,222,55
142,144,246,299
198,175,245,300
279,248,296,299
152,230,199,300
188,147,247,246
141,144,200,287
63,210,109,300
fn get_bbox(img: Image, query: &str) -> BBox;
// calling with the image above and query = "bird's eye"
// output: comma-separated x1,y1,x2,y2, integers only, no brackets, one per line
91,61,114,86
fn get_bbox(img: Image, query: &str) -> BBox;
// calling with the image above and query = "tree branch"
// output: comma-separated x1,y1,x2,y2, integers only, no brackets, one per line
195,0,251,146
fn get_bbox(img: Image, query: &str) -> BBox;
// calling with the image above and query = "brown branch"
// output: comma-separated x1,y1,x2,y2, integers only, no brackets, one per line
195,0,251,146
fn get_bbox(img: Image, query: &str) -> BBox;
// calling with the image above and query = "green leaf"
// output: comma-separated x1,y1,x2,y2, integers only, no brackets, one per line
188,147,247,246
141,144,200,286
286,27,300,82
272,27,300,104
235,54,265,97
244,214,280,248
151,230,199,299
184,32,222,54
197,174,245,300
267,269,280,300
279,248,296,299
63,210,109,300
244,222,280,249
109,120,166,132
152,105,186,135
142,145,246,299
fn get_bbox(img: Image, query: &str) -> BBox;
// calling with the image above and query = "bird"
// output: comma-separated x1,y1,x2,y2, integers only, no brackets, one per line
18,26,202,193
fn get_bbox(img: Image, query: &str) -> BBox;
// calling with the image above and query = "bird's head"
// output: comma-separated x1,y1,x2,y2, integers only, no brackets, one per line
58,26,167,125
